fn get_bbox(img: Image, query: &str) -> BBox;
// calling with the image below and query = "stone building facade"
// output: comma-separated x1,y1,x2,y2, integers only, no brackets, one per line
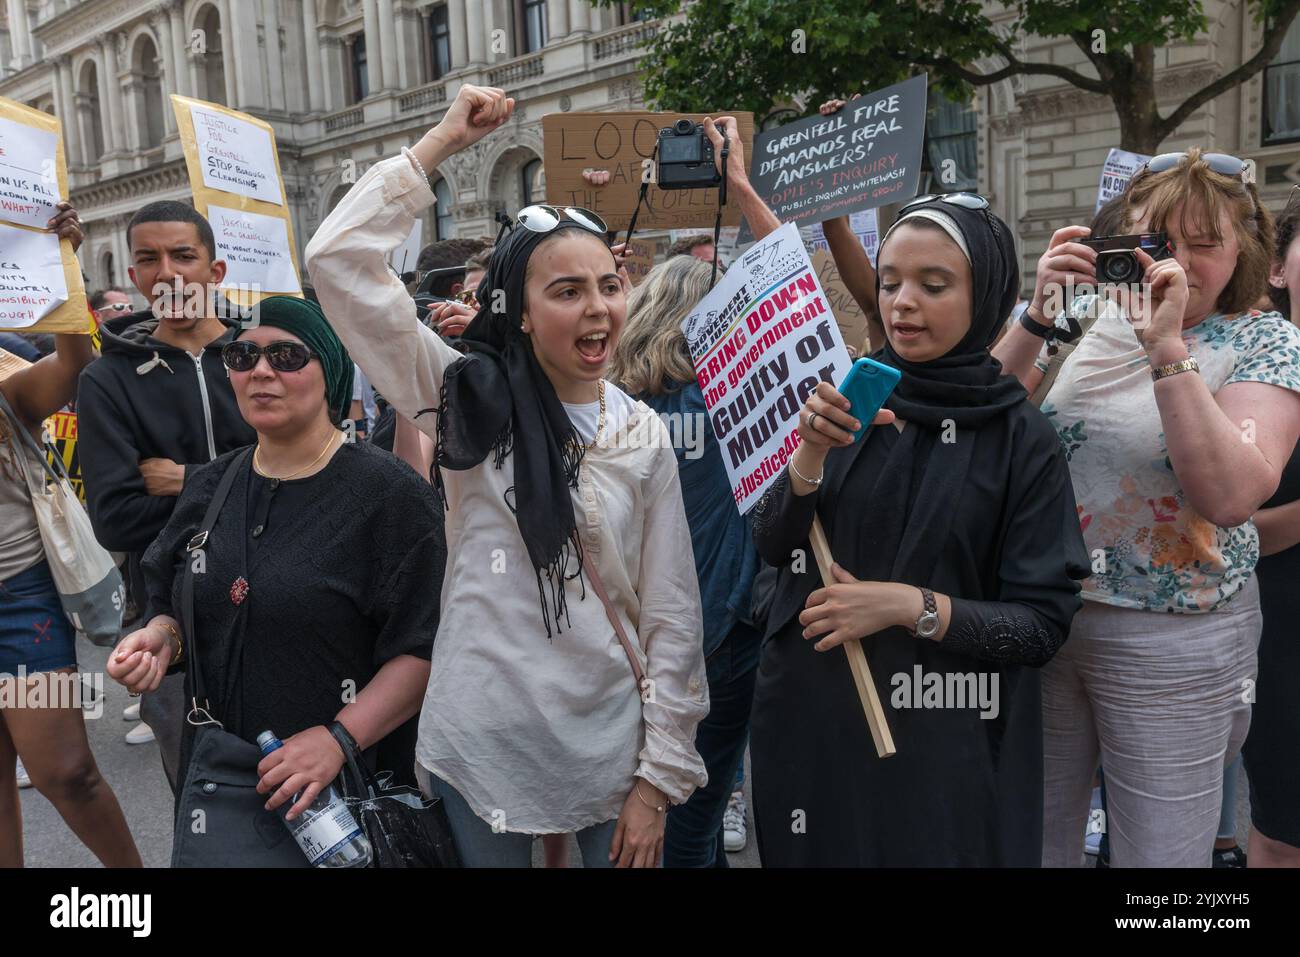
2,0,1299,298
1,0,657,296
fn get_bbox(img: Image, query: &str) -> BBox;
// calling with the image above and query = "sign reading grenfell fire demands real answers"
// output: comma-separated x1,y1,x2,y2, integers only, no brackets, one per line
682,222,853,513
747,74,927,231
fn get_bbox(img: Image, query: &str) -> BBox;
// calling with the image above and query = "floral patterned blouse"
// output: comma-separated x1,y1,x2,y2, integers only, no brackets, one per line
1042,307,1300,613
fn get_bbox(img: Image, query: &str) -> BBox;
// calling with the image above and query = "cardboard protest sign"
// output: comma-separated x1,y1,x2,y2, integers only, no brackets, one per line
189,103,284,206
0,112,58,229
811,247,870,353
681,222,852,512
0,98,88,333
542,111,755,230
171,94,301,303
746,75,926,232
622,237,663,287
208,205,302,294
1096,148,1150,212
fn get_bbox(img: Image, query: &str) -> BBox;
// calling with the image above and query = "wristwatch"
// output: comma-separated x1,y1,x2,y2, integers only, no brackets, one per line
1018,305,1055,338
911,587,940,639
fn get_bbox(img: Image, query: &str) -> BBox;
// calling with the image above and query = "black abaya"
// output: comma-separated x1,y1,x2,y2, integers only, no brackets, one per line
750,407,1089,867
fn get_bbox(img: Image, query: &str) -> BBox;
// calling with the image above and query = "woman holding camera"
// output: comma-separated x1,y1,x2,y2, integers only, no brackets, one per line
994,150,1300,867
305,85,710,868
750,196,1089,867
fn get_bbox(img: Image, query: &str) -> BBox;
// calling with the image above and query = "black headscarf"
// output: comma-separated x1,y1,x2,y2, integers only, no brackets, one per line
430,221,612,637
850,201,1027,585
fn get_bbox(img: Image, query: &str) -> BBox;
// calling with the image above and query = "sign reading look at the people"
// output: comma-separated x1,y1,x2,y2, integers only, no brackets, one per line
171,94,302,301
542,111,755,230
681,222,852,513
746,74,927,231
0,97,87,333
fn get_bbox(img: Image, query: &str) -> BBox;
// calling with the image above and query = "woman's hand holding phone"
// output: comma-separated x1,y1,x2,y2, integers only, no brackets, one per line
797,381,892,450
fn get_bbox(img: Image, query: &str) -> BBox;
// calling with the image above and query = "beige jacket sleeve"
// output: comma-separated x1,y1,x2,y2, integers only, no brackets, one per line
304,154,458,436
633,426,710,805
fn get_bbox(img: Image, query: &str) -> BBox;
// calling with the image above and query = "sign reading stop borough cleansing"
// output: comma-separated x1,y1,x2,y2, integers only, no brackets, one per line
681,223,853,512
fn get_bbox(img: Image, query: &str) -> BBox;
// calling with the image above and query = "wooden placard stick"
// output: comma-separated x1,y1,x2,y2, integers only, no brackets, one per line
808,516,897,758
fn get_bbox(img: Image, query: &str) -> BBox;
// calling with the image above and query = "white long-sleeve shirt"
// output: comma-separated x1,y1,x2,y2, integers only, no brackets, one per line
305,154,709,832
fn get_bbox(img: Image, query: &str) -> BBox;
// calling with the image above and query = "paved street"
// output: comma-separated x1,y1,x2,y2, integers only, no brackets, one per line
18,643,1251,869
17,642,762,868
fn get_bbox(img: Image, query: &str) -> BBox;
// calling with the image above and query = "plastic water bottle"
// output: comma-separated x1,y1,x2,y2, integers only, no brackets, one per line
256,730,372,868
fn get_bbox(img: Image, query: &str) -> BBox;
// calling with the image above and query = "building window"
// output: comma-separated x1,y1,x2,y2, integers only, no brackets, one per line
521,158,542,206
522,0,547,53
350,33,369,102
1265,19,1300,145
429,4,451,80
433,179,454,239
924,89,978,192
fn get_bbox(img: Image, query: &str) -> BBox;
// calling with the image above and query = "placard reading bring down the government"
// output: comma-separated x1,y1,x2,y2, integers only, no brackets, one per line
0,223,67,328
681,222,852,512
189,103,284,206
0,113,59,229
208,205,302,294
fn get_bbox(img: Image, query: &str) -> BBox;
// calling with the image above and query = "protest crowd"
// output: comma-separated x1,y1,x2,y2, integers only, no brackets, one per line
4,71,1300,873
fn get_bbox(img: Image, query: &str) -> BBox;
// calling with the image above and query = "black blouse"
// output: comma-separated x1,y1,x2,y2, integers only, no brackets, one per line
142,441,444,752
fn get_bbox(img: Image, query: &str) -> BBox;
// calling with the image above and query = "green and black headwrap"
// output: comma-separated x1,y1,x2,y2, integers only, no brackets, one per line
243,295,355,424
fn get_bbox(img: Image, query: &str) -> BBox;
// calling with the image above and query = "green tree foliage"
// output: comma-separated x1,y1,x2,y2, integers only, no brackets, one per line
601,0,1300,152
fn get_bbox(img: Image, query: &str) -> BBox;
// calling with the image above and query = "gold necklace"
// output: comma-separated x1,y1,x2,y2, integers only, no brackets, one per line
584,380,607,451
254,430,340,480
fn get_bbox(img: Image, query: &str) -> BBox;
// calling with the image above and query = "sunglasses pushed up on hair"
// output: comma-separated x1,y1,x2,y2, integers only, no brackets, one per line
222,339,317,374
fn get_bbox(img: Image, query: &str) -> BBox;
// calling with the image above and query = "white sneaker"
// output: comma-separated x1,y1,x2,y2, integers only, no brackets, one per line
15,757,32,789
125,722,155,745
123,701,141,721
722,789,747,853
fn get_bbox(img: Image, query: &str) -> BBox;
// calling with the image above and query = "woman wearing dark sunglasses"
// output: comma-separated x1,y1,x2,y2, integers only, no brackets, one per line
306,84,709,868
993,149,1300,867
107,297,444,845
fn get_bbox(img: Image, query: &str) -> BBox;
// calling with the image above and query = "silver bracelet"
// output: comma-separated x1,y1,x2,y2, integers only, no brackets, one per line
402,147,431,185
789,456,823,487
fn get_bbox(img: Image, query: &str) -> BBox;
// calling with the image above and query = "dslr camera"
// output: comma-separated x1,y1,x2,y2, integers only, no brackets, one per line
657,119,722,190
1081,231,1175,285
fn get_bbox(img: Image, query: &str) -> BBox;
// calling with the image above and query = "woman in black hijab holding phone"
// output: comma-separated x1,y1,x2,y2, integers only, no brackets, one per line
750,196,1090,867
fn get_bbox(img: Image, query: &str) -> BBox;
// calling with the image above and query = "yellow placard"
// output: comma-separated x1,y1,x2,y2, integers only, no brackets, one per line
0,97,88,334
170,94,302,306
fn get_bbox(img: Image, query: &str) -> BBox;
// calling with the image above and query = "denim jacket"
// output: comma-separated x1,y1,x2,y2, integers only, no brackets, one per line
641,381,760,658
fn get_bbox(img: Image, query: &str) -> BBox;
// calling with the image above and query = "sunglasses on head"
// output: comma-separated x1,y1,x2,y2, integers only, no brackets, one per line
96,302,132,314
222,339,316,373
899,192,990,215
514,204,608,236
1141,151,1252,183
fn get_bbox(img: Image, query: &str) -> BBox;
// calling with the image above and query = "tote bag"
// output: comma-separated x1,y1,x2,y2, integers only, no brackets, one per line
0,391,124,646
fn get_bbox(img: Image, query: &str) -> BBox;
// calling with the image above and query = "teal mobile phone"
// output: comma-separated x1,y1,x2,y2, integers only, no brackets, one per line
836,357,901,442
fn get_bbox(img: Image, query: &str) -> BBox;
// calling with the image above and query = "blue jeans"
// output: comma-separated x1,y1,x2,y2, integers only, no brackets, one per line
663,619,761,868
415,764,618,868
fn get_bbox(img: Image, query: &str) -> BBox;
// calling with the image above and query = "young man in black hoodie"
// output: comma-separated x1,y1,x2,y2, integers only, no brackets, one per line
77,202,255,789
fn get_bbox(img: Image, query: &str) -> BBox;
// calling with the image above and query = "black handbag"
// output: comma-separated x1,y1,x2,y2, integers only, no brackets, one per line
328,724,461,868
170,449,309,868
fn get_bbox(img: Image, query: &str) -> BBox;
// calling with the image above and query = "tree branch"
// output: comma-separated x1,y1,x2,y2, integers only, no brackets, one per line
913,50,1109,93
1157,0,1300,140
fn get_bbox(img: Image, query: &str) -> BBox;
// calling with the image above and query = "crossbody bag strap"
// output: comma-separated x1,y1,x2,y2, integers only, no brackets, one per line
182,447,252,723
583,558,649,697
0,390,64,489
